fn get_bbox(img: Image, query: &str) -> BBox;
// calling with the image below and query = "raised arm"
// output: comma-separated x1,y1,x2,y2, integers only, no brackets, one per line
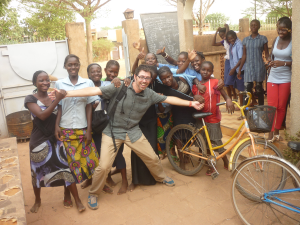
176,50,197,74
212,27,223,46
156,47,177,66
162,96,204,110
132,48,146,74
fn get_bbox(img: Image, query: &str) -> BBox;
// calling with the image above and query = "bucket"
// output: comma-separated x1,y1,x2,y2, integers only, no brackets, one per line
6,110,33,139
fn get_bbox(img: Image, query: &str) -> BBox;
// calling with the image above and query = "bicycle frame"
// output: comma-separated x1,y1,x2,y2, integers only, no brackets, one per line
181,92,259,165
263,188,300,214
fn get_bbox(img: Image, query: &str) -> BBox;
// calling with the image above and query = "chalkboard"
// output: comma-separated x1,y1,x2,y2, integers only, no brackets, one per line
140,12,180,64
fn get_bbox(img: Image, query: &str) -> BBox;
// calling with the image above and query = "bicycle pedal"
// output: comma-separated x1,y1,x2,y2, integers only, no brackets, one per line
211,172,219,180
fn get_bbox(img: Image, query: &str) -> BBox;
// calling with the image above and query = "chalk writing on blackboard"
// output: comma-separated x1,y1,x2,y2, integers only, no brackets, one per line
140,12,180,64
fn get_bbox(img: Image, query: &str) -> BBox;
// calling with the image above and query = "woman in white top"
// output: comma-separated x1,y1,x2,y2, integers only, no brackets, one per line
267,17,292,142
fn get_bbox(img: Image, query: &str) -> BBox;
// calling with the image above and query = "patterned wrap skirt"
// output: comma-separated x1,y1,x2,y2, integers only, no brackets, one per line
61,128,99,183
157,112,173,155
30,140,75,188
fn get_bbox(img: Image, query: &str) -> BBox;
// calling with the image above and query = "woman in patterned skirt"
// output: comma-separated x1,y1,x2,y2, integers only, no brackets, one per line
55,54,100,212
25,71,76,213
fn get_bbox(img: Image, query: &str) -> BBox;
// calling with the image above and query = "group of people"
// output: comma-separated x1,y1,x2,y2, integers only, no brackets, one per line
25,16,292,213
213,17,292,141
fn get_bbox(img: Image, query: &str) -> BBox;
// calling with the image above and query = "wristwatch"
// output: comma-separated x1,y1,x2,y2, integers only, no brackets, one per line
164,53,169,59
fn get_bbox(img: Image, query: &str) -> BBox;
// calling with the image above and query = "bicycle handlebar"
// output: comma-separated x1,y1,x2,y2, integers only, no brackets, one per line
231,92,252,116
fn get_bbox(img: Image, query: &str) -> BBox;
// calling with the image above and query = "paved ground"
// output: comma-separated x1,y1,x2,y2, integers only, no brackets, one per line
18,141,243,225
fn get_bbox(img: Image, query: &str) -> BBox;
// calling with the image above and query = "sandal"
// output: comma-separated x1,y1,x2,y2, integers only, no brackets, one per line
268,135,281,143
63,199,73,209
102,184,114,194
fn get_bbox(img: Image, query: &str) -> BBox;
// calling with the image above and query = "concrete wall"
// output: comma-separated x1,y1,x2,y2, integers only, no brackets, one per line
65,23,88,78
290,0,300,135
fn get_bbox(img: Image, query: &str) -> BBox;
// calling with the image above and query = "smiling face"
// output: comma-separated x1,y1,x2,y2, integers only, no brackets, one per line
277,23,290,39
88,65,102,83
227,34,237,45
177,54,187,69
145,53,157,66
200,63,213,81
104,64,119,81
191,55,205,72
134,70,152,91
250,21,260,33
65,57,80,78
159,71,173,87
35,72,50,93
219,31,225,40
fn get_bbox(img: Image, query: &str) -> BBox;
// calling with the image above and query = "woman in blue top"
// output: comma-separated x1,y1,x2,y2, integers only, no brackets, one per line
267,17,292,142
238,20,269,106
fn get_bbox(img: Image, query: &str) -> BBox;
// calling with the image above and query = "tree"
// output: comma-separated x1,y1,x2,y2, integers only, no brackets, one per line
0,7,24,44
23,2,75,40
166,0,216,35
0,0,11,16
242,0,292,19
205,13,229,31
21,0,113,64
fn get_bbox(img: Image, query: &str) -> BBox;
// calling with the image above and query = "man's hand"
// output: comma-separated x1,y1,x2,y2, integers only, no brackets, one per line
229,68,236,76
216,79,224,91
84,131,92,146
193,95,205,104
191,101,205,111
156,47,166,57
55,125,63,141
111,77,122,88
188,49,197,61
55,89,67,101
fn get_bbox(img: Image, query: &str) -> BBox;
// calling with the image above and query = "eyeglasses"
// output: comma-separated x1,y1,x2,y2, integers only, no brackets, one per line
137,75,152,81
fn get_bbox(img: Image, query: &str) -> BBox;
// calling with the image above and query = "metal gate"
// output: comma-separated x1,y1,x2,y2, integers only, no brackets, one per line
0,40,69,138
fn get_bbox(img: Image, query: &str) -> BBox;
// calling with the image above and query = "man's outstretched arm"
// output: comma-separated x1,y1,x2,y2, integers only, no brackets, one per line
55,87,102,98
162,96,204,111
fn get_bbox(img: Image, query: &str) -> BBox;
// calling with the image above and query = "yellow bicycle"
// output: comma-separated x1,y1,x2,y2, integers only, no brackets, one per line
166,92,283,179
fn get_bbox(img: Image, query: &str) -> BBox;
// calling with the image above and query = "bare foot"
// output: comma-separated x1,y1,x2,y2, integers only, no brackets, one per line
81,178,92,189
30,199,41,213
127,183,136,192
75,200,86,213
117,180,128,195
102,184,113,194
106,176,116,187
63,191,73,209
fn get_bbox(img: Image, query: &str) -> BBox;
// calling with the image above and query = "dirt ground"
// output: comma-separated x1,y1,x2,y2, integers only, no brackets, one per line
18,141,243,225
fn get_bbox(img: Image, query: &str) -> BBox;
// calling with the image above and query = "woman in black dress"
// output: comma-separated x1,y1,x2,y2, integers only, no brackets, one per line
25,71,78,213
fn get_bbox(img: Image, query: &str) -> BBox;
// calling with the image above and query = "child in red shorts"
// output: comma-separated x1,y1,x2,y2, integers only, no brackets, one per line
192,61,234,175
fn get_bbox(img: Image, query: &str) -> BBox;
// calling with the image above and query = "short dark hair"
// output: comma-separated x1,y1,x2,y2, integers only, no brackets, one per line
106,60,120,69
278,17,292,30
158,66,172,78
64,54,80,68
145,53,157,61
32,70,47,86
196,51,205,60
179,51,188,58
201,61,214,70
87,63,101,74
251,19,261,27
226,30,237,39
219,28,226,33
149,65,158,76
135,64,153,77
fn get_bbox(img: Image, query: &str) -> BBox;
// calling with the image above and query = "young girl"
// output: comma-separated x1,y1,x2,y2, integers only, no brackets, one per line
55,54,99,212
192,61,234,175
239,19,269,106
86,63,128,195
267,17,292,142
226,30,245,118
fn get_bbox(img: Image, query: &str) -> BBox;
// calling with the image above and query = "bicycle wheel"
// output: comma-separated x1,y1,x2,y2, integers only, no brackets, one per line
232,139,285,201
292,160,300,188
166,124,207,176
232,156,300,225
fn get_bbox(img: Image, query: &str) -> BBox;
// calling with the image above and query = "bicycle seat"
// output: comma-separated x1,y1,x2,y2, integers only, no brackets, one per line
192,112,213,119
288,141,300,151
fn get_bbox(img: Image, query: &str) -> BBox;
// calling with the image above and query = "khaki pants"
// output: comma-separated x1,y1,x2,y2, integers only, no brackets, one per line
89,133,167,196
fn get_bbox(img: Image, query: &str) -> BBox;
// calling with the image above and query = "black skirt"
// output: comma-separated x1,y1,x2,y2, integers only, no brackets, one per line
131,105,158,185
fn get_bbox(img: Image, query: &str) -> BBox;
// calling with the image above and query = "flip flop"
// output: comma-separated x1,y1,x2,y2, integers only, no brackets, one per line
63,199,73,209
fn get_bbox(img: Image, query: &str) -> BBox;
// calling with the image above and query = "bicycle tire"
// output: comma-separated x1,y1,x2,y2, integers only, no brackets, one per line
231,156,300,225
166,124,207,176
292,160,300,188
232,139,285,201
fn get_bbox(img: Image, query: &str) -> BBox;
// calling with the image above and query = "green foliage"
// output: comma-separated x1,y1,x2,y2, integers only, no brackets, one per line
283,130,300,165
0,7,24,44
23,2,75,40
242,0,292,19
92,39,114,61
101,26,112,30
113,26,122,30
0,0,11,16
205,13,229,31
